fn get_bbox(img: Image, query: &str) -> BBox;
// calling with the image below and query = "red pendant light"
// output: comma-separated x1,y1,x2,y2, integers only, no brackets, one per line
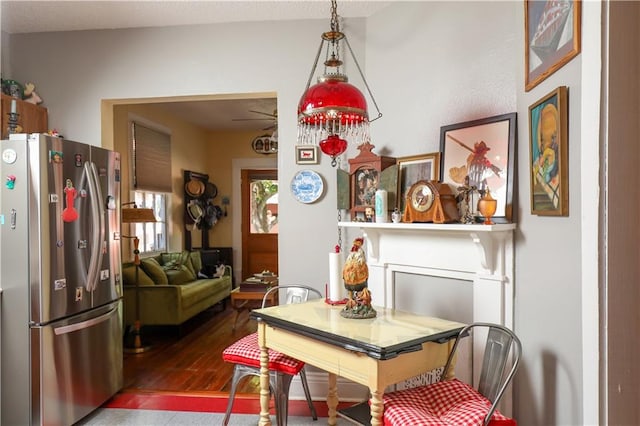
297,0,382,167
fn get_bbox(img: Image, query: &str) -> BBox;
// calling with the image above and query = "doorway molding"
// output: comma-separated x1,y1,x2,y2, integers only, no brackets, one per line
232,157,277,279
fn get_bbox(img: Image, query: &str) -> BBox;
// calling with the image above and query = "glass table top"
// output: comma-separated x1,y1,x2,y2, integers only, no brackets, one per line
251,299,465,360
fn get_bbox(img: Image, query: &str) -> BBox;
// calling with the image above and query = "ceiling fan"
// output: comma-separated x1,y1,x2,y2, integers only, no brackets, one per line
232,109,277,131
234,110,279,154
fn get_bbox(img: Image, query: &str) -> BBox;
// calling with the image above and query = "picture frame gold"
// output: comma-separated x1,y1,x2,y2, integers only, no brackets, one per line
525,0,581,92
529,86,569,216
396,152,440,215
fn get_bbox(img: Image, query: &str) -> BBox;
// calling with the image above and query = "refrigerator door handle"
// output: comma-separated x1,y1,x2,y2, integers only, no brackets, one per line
84,162,106,292
53,306,117,335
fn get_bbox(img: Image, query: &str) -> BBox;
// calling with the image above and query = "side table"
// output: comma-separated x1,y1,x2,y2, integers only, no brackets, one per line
230,280,278,330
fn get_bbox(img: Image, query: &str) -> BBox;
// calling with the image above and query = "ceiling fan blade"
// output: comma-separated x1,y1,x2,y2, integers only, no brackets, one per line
262,124,277,130
248,109,277,118
231,117,273,121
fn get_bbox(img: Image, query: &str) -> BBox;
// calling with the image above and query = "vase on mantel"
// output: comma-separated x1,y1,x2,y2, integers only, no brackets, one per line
477,188,497,225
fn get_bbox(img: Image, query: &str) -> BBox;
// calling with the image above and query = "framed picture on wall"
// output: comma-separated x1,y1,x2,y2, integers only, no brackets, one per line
529,86,569,216
396,152,440,215
525,0,581,91
295,145,319,164
440,113,517,223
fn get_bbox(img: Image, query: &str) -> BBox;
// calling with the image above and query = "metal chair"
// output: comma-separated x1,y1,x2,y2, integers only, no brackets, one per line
383,322,522,426
222,285,321,426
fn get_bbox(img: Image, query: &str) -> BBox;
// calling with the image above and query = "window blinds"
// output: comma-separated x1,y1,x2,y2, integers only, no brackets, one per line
132,122,172,193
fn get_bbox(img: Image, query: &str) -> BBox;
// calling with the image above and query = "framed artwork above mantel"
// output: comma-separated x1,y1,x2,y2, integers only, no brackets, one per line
439,113,517,223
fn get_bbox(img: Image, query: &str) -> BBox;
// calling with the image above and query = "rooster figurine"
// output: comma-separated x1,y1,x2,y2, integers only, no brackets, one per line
341,237,377,319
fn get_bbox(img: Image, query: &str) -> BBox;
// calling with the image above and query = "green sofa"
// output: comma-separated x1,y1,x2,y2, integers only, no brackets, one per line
122,250,232,327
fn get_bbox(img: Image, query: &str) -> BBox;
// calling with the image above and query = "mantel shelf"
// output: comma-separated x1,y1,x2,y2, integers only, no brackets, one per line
338,221,516,233
338,221,516,274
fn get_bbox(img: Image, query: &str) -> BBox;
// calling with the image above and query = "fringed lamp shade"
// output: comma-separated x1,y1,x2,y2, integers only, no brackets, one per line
121,206,156,265
297,0,381,166
122,207,156,224
297,74,369,157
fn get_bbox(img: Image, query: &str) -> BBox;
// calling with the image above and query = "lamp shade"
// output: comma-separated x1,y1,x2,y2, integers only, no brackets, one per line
122,207,156,223
298,74,371,165
298,74,368,126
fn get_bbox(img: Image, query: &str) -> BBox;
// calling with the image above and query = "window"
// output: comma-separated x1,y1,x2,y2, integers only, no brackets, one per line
131,122,172,192
131,190,167,255
129,121,172,255
250,178,278,234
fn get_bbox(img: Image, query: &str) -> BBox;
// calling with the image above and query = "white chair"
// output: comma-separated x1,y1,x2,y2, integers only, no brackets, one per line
383,322,522,426
222,285,321,426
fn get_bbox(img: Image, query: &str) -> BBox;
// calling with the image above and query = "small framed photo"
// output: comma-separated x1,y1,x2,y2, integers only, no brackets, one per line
525,0,581,91
295,145,319,165
440,113,517,223
396,152,440,214
529,86,569,216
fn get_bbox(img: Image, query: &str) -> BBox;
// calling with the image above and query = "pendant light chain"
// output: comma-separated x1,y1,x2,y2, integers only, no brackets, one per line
330,0,340,32
337,209,343,252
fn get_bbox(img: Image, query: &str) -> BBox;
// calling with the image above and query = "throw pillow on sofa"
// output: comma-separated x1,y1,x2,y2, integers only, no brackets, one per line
165,265,196,285
189,251,203,275
161,251,190,270
122,264,155,286
140,257,169,285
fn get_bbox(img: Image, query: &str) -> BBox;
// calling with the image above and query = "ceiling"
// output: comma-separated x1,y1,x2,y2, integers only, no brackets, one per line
1,1,390,131
153,97,279,132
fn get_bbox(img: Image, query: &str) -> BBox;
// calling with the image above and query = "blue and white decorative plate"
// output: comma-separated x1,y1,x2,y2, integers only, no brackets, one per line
290,169,324,204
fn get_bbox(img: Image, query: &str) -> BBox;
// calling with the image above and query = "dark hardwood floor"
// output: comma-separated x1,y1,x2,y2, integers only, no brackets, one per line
123,300,261,395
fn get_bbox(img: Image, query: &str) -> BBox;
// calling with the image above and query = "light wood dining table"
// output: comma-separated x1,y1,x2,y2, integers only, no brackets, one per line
250,299,465,425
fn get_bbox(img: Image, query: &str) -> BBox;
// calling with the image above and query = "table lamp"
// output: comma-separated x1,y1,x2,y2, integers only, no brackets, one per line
122,202,157,353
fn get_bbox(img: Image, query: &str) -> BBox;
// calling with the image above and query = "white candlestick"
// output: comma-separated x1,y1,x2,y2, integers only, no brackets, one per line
375,189,388,223
10,99,17,114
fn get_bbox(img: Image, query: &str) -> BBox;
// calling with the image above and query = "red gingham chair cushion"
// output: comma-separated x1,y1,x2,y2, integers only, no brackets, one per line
383,378,516,426
222,332,305,376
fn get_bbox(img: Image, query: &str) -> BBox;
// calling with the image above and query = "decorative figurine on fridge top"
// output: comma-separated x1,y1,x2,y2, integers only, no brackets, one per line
341,237,377,319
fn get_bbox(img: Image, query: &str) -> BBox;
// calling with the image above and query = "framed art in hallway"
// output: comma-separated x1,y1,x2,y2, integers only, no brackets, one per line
525,0,581,91
529,86,569,216
440,113,517,223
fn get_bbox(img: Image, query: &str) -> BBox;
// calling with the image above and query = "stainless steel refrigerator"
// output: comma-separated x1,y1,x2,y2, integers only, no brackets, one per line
0,133,123,425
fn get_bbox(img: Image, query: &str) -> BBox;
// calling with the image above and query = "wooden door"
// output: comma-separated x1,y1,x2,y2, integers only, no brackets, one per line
241,169,278,280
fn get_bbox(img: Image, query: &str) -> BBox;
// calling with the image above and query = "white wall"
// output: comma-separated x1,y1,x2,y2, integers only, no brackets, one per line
3,2,605,424
4,18,348,294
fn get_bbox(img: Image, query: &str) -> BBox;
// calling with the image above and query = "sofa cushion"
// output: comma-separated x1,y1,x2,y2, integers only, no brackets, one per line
165,264,196,285
189,251,203,275
178,278,225,309
161,251,190,269
122,264,155,286
140,257,169,285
